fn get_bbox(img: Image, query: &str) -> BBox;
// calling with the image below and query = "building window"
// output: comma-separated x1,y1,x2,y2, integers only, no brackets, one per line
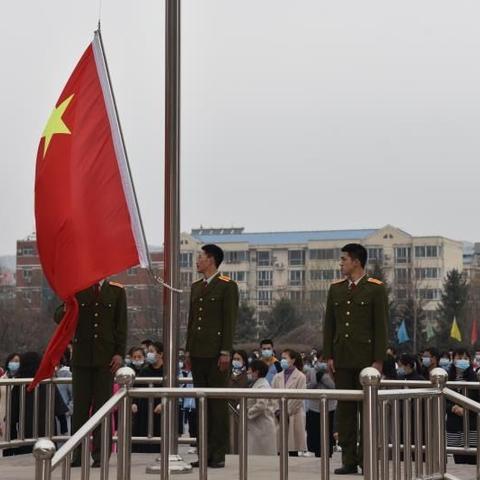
180,252,193,268
310,290,328,303
417,289,440,300
180,272,193,286
239,290,249,302
368,248,384,263
257,251,272,266
289,291,304,302
395,247,411,264
18,247,35,256
415,246,439,258
222,271,247,283
396,289,407,300
289,270,305,286
309,248,340,261
395,268,411,284
257,270,273,287
288,250,305,266
415,268,440,280
225,251,248,264
258,290,272,306
310,270,335,281
23,269,32,283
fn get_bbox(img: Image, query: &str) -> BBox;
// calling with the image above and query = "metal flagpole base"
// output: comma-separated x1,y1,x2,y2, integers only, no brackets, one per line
146,455,193,474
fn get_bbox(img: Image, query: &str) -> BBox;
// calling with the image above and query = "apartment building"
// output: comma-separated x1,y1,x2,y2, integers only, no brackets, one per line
182,225,464,322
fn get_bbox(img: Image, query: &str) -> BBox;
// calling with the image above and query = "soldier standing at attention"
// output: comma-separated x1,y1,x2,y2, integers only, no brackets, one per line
186,244,239,469
323,244,388,475
55,279,127,468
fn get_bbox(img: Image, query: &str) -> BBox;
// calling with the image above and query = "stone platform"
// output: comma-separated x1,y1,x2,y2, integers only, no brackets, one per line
0,448,477,479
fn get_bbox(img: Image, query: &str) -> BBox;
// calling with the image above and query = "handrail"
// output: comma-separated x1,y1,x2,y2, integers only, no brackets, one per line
0,375,192,386
129,387,364,401
51,388,126,469
378,388,442,401
443,387,480,414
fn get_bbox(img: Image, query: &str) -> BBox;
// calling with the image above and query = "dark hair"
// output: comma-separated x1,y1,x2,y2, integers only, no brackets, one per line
129,346,145,357
232,350,248,366
382,356,398,380
150,341,164,354
440,351,451,360
423,347,440,360
453,347,471,359
201,244,224,268
141,339,153,347
399,353,418,371
250,360,268,378
283,349,303,371
16,352,41,378
260,339,274,348
341,243,368,268
4,352,20,372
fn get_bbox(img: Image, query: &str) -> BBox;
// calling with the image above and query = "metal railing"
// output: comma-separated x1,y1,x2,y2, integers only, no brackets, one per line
0,367,476,480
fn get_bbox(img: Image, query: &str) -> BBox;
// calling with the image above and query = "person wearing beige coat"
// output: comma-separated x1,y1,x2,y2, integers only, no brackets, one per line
272,350,307,455
247,360,277,455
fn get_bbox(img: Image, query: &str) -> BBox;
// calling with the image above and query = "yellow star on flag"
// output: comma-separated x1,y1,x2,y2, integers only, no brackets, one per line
41,94,74,158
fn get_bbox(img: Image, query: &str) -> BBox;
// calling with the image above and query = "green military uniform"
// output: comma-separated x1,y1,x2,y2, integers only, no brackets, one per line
55,280,127,463
323,275,388,469
186,273,239,464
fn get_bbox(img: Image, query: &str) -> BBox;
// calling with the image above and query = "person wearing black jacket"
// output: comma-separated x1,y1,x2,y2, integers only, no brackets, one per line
11,352,68,455
446,348,479,465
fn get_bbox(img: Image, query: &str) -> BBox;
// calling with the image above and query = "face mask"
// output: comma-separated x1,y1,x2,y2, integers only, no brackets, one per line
146,352,156,364
179,361,184,370
422,357,431,368
280,359,290,370
262,349,273,359
439,358,450,368
232,360,243,370
454,359,470,371
132,360,144,368
397,367,406,377
8,362,20,373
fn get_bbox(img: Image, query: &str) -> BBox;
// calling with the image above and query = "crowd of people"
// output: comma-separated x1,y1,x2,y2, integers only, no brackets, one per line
0,340,479,463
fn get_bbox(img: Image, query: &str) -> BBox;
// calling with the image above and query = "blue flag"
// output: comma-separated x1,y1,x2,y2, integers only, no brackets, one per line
397,320,410,344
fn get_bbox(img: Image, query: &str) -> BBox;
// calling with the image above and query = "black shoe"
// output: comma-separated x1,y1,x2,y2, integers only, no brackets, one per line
208,460,225,468
92,460,101,468
70,459,81,468
334,465,359,475
190,461,199,468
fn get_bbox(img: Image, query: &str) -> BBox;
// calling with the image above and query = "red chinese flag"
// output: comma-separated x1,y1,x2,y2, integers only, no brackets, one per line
31,31,148,389
471,319,478,346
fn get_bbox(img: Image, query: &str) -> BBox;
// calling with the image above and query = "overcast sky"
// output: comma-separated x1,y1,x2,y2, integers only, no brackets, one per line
1,1,480,255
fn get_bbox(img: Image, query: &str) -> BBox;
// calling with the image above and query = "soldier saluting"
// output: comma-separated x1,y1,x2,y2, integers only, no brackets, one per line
186,244,239,469
323,244,388,475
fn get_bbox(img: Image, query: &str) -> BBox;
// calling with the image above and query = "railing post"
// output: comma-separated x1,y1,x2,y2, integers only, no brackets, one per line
360,367,381,480
430,368,448,476
115,367,136,480
33,438,56,480
238,397,248,480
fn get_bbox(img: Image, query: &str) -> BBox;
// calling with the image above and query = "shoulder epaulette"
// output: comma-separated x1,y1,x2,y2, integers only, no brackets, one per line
219,275,231,282
109,281,124,288
331,278,347,285
368,277,384,286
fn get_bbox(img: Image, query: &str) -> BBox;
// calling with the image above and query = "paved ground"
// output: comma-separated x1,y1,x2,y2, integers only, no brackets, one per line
0,449,477,479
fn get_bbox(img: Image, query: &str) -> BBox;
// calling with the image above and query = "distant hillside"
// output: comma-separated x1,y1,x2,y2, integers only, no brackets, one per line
0,255,15,271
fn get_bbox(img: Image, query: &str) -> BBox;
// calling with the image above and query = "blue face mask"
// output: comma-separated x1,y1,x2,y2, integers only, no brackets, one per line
8,361,20,374
262,349,273,359
422,357,432,368
454,359,470,371
280,359,290,371
439,358,451,369
232,360,243,370
146,352,156,365
397,367,406,377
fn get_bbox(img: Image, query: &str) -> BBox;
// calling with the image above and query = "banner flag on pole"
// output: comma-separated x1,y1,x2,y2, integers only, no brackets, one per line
425,322,435,341
450,317,462,343
471,319,478,346
397,320,410,344
31,29,149,389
